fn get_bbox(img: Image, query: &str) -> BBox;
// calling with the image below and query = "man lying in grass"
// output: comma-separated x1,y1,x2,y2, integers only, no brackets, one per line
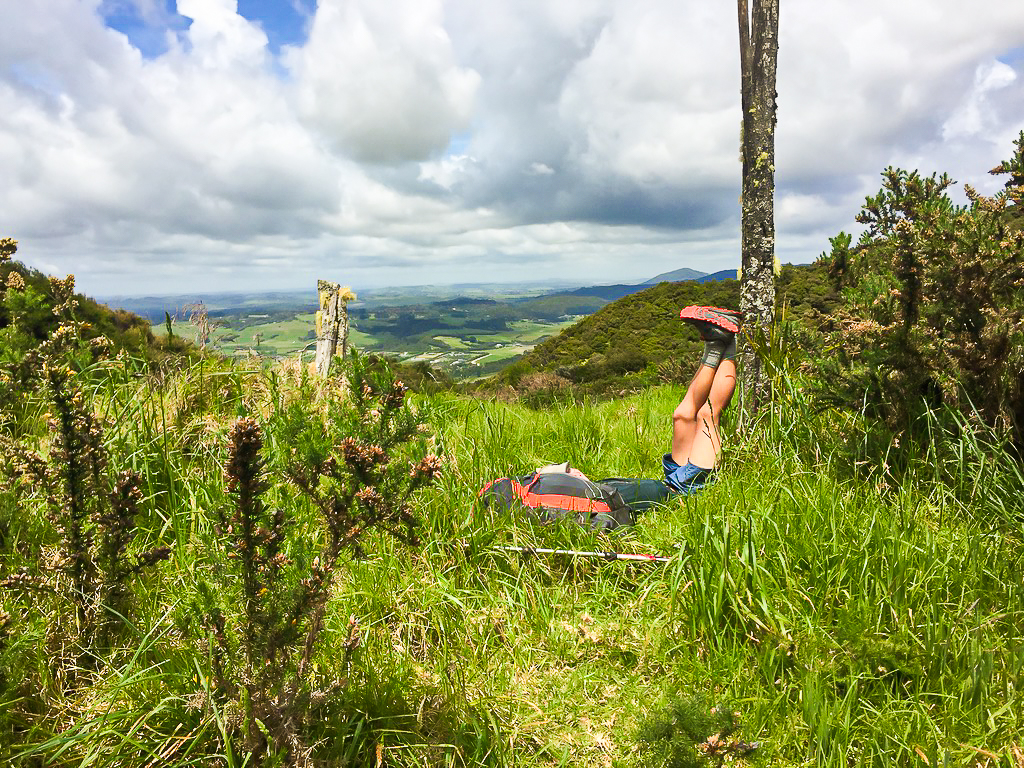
665,305,741,494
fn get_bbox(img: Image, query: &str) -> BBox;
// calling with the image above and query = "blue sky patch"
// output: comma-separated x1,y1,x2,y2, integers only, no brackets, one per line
100,1,188,58
236,0,312,52
998,46,1024,68
445,133,473,158
101,0,311,58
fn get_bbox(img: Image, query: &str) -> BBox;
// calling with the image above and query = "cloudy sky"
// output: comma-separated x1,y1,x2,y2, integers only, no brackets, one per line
2,0,1022,297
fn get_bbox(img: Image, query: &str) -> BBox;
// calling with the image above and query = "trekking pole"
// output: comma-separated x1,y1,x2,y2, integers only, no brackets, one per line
494,545,671,563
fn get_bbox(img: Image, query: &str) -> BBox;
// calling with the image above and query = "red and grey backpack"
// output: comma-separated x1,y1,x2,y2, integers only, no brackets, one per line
479,472,636,530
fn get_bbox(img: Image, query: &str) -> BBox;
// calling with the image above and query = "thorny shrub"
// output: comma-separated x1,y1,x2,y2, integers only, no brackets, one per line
636,693,758,768
817,134,1024,450
195,351,442,767
0,239,170,685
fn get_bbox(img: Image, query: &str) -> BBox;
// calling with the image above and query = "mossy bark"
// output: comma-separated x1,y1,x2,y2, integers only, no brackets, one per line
737,0,780,420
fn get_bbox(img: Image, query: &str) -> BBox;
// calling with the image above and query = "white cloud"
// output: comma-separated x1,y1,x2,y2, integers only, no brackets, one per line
557,1,739,186
287,0,480,163
778,2,1024,179
418,153,474,190
176,0,269,70
0,0,1022,295
942,60,1017,140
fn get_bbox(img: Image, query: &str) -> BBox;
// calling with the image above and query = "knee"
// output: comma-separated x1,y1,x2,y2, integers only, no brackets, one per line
673,402,698,425
697,402,716,426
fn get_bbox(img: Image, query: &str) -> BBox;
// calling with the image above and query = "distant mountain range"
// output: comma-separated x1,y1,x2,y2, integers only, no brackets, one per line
527,266,739,305
98,267,739,323
642,266,737,284
695,268,738,283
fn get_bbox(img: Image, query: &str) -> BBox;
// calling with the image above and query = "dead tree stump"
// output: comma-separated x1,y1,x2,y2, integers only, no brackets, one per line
314,280,356,376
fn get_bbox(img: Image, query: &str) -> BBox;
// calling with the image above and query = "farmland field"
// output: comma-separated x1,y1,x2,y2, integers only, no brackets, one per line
105,276,708,379
175,309,583,378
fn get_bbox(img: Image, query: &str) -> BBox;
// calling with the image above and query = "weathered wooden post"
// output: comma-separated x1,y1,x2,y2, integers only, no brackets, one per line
314,280,356,376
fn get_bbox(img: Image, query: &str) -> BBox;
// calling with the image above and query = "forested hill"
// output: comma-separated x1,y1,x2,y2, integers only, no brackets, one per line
520,262,837,373
524,278,739,371
644,266,707,283
0,250,187,361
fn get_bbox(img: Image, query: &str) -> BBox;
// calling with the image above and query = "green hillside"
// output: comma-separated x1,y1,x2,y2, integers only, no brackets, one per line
644,266,707,283
523,278,741,370
0,239,192,365
483,263,837,396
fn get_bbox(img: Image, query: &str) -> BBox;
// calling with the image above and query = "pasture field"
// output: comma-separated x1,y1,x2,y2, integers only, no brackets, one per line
217,313,318,357
470,343,533,365
433,335,471,349
483,319,579,345
174,314,581,377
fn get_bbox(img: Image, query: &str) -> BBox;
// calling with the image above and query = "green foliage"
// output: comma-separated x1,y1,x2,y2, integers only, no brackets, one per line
193,352,441,765
3,234,1024,767
379,356,456,395
818,143,1024,448
637,694,755,768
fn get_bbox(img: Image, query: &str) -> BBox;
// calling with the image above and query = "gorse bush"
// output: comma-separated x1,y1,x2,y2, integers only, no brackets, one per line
0,251,170,683
990,129,1024,225
194,352,441,766
818,134,1024,448
637,694,755,768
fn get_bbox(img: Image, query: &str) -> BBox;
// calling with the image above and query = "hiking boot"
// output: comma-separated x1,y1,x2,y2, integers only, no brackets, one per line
714,307,744,327
679,305,741,340
679,305,742,331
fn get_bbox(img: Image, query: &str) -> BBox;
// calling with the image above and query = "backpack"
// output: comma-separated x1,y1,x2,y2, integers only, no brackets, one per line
479,472,635,531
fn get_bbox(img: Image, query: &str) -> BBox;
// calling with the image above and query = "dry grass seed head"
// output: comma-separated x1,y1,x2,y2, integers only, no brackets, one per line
272,358,350,420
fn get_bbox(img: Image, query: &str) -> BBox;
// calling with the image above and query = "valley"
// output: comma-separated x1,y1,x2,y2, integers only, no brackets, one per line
107,273,724,377
183,308,583,378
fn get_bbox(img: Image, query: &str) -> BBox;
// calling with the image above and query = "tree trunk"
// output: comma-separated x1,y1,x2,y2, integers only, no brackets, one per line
737,0,780,420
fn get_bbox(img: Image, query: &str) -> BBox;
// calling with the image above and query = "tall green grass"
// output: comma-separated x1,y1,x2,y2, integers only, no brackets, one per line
2,353,1022,766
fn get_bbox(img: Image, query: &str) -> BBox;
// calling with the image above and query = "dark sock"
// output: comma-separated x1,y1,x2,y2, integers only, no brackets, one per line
721,334,737,362
701,339,727,368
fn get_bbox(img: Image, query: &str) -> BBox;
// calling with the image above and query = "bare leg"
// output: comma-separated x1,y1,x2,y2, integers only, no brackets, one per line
684,360,737,468
670,363,718,465
671,305,741,474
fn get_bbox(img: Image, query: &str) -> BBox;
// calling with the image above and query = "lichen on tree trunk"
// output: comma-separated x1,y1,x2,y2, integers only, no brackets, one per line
737,0,780,421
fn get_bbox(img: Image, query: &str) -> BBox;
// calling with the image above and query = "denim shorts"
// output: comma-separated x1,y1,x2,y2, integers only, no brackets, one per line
663,454,715,494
